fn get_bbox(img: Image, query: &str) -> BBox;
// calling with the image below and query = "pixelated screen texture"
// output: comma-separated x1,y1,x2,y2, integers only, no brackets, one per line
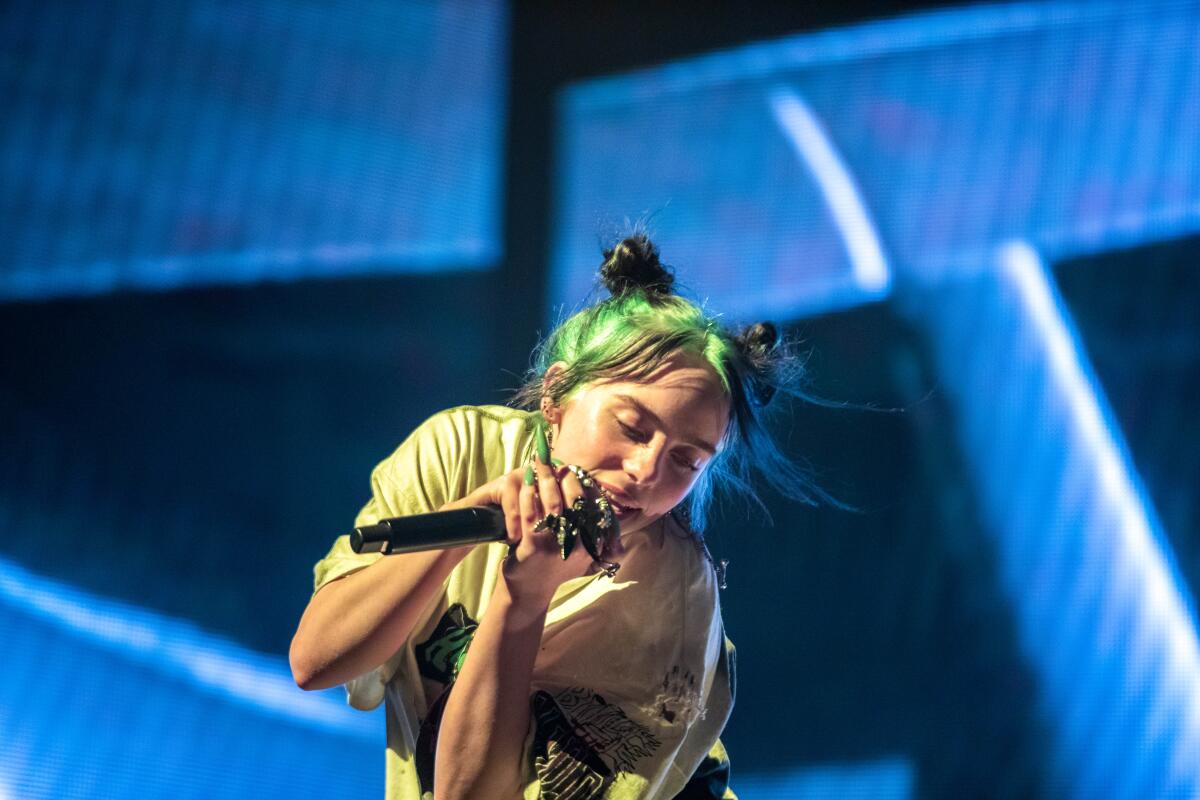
0,0,507,300
0,557,382,799
550,1,1200,321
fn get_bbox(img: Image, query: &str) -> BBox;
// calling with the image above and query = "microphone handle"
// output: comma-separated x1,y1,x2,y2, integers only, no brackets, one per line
349,506,507,555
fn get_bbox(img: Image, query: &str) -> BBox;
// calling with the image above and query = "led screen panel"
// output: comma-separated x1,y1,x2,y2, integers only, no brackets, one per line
550,2,1200,320
0,0,507,300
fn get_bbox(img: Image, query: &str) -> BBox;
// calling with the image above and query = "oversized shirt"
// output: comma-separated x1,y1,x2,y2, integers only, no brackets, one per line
311,405,736,799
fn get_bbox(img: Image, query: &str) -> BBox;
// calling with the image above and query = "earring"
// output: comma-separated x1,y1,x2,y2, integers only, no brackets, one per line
541,399,555,451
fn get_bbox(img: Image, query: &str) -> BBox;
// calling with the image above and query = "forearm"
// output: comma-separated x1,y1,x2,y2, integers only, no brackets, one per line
434,582,547,800
290,542,472,690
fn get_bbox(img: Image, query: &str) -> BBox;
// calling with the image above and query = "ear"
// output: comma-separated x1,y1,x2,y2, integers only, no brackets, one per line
540,362,568,424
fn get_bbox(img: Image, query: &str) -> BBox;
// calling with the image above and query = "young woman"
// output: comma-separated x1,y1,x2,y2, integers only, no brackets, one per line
290,235,819,799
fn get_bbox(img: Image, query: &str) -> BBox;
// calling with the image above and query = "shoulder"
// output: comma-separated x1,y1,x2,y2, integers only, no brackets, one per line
412,403,534,437
360,405,537,515
660,516,735,709
384,404,535,458
372,404,537,486
650,513,724,645
450,404,539,442
436,404,538,466
660,512,721,596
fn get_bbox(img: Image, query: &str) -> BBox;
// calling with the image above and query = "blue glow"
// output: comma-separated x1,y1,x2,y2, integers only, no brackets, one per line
0,0,508,300
768,88,890,295
1000,243,1200,797
913,242,1200,798
0,555,383,798
563,3,1150,106
0,556,374,738
552,1,1200,794
737,757,914,799
551,0,1200,317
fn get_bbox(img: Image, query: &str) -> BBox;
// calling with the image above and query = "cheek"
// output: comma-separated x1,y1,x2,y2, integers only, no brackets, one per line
557,417,621,464
652,472,700,512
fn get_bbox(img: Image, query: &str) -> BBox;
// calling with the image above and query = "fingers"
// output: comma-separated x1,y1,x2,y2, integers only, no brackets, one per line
532,457,564,516
502,471,526,546
544,464,619,561
520,471,544,535
504,461,622,575
556,463,587,508
531,456,590,518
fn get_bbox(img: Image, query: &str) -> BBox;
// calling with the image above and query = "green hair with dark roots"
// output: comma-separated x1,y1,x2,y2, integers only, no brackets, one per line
513,233,835,533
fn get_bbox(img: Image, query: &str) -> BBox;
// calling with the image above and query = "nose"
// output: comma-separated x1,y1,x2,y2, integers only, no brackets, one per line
624,439,664,485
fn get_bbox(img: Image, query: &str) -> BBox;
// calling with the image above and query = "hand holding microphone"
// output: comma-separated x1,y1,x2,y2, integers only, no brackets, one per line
349,426,622,604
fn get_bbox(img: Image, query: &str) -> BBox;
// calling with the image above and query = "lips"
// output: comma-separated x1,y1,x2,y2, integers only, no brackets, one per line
609,499,636,517
597,482,641,515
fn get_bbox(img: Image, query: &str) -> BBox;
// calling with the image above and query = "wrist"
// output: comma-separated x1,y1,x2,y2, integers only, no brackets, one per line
437,542,475,568
490,578,552,630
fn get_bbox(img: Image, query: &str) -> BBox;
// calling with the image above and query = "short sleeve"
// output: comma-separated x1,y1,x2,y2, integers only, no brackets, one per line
311,409,466,594
663,634,736,798
671,739,737,800
670,636,738,799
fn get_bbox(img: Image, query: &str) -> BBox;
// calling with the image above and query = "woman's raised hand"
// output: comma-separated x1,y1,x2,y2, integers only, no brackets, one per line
511,457,600,604
448,457,624,609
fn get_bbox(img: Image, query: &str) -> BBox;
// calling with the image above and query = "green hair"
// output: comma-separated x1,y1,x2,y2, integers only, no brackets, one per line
513,234,833,533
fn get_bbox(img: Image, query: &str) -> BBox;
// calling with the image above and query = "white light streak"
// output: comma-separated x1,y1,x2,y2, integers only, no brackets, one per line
769,88,891,295
0,557,375,739
998,240,1200,788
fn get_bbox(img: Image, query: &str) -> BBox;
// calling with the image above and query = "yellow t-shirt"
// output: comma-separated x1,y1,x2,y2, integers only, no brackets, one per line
312,405,736,799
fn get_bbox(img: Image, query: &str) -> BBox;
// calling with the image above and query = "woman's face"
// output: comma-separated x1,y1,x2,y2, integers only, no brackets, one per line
545,351,729,536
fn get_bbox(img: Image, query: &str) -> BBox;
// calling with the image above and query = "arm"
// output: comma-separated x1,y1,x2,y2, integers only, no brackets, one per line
432,577,549,799
289,533,473,691
289,452,588,694
291,409,475,691
433,456,617,800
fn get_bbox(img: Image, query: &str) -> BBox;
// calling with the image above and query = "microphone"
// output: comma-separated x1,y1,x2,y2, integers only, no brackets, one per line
349,506,507,555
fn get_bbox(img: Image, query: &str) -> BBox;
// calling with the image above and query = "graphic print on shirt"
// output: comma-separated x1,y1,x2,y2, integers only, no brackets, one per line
414,603,478,685
531,688,662,799
651,666,704,725
413,604,481,794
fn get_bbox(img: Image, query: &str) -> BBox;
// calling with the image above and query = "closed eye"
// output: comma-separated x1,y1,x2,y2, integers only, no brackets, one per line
673,452,701,472
618,420,649,443
620,419,701,471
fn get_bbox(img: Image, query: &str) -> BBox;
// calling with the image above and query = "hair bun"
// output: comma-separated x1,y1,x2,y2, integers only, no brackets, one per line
739,321,779,357
600,234,675,297
738,321,781,407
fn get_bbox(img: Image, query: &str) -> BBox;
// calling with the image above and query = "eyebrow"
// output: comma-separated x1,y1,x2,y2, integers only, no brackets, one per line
613,393,718,456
